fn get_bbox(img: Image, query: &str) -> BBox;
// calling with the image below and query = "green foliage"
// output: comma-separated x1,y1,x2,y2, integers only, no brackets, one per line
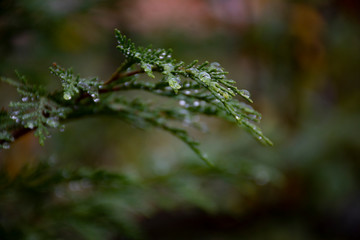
114,29,272,146
50,65,101,102
0,163,142,239
1,73,70,146
0,29,272,166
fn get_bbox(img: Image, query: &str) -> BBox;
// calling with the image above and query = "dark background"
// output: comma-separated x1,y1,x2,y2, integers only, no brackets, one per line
1,0,360,239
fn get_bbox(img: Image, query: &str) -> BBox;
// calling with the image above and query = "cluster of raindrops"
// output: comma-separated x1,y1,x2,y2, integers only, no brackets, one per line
50,65,101,103
115,29,136,59
6,91,71,147
178,99,202,109
77,78,101,103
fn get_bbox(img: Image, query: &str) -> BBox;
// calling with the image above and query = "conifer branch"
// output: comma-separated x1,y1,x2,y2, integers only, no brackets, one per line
0,29,272,165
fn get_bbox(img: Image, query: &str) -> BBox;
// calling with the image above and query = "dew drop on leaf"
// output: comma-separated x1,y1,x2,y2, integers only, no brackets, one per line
198,72,211,84
63,93,72,100
240,89,250,98
46,118,59,128
27,121,35,129
179,100,186,106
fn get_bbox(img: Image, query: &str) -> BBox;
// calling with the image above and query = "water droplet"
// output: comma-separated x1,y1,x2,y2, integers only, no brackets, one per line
184,83,190,88
249,114,257,120
193,101,200,107
2,142,10,149
22,97,28,102
222,92,230,100
167,54,172,58
159,55,164,60
240,89,250,98
10,115,17,120
258,136,262,140
179,100,186,106
235,116,240,120
46,118,59,128
163,63,174,73
198,72,211,84
63,93,72,100
184,90,191,95
26,121,35,129
187,68,199,75
211,62,221,67
59,125,65,132
93,98,100,103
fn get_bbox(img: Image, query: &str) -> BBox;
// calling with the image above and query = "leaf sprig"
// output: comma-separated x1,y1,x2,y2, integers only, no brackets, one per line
0,29,272,165
113,29,272,146
1,73,70,146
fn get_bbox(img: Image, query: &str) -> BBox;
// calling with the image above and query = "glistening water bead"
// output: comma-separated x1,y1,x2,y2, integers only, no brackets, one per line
198,72,211,85
26,121,35,129
46,118,59,128
240,89,250,98
63,93,72,100
179,100,186,106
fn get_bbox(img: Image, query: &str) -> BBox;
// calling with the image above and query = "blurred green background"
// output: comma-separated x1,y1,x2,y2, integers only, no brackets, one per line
1,0,360,239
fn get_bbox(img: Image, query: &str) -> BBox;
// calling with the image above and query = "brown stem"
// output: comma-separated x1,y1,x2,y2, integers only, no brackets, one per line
104,68,144,86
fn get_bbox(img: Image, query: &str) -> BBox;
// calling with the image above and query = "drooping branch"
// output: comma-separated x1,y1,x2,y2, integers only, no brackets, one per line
0,30,272,165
